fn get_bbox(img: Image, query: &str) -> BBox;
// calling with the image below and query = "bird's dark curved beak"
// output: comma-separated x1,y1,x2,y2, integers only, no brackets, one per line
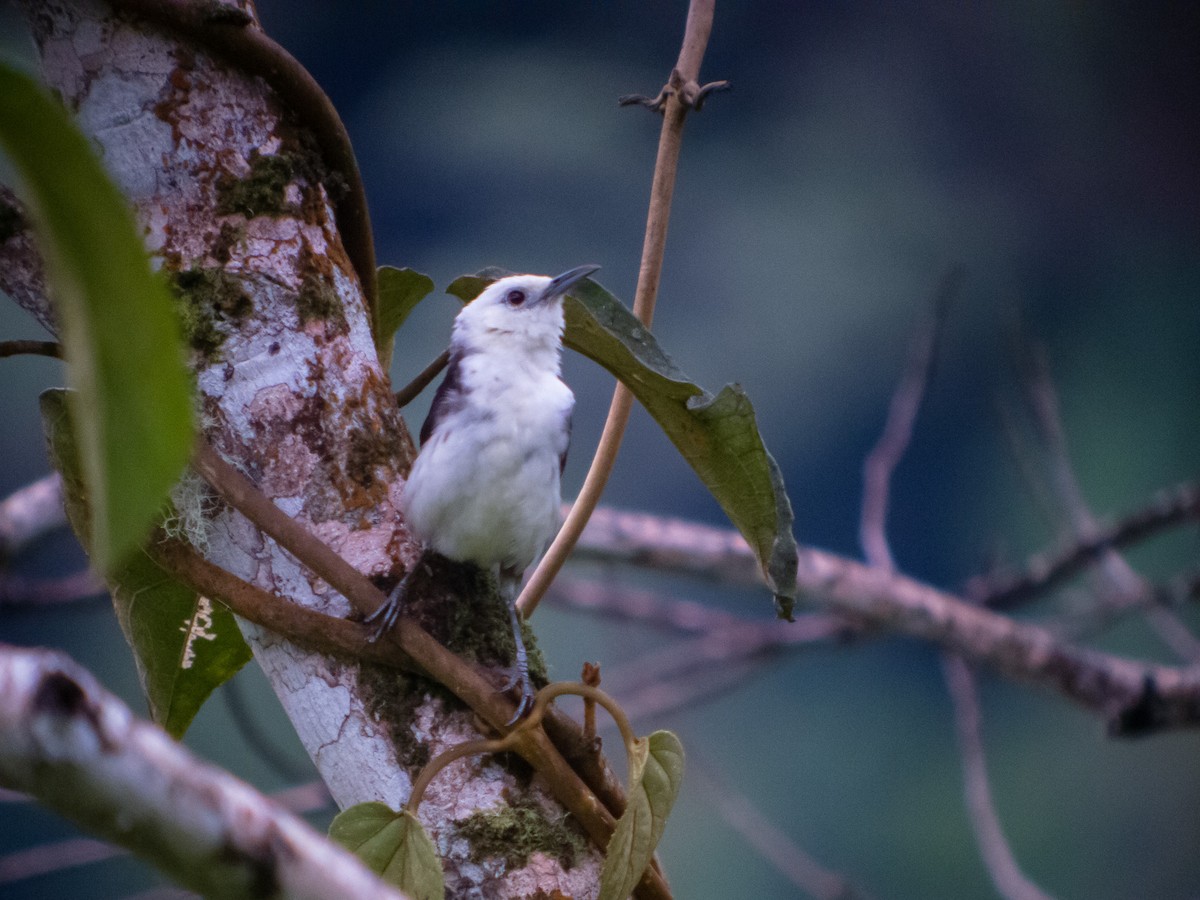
543,264,601,301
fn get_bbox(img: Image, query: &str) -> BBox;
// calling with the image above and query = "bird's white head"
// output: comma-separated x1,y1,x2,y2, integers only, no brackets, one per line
451,265,600,360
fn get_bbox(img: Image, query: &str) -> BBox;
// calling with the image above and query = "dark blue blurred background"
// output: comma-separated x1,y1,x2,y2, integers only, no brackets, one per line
2,2,1198,897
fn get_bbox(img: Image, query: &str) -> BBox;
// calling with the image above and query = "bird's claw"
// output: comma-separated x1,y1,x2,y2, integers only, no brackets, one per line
504,672,536,726
363,597,400,643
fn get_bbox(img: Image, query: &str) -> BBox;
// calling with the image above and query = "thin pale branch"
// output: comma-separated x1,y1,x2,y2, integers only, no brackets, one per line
517,0,723,618
966,481,1200,610
1016,342,1199,661
0,643,406,900
0,570,105,607
863,289,1051,900
0,473,67,559
943,655,1056,900
860,269,959,570
0,781,330,886
570,507,1200,734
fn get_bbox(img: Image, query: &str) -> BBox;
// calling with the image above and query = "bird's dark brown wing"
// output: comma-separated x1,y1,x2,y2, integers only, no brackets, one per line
420,351,466,445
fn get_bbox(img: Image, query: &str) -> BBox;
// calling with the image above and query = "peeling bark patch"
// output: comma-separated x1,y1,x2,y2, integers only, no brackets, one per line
455,792,587,871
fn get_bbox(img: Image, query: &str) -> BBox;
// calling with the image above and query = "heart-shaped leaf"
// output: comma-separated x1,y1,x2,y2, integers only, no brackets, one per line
599,730,685,900
375,266,435,369
330,802,445,900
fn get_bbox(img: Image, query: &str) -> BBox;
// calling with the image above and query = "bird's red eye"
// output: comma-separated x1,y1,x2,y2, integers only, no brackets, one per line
506,289,527,307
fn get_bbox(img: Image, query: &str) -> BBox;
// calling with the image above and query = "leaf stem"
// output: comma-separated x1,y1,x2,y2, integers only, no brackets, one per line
517,0,720,618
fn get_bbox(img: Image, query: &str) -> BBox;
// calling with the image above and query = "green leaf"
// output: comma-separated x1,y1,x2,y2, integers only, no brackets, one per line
0,62,195,573
330,802,445,900
375,266,435,369
448,270,799,618
599,730,685,900
41,389,250,737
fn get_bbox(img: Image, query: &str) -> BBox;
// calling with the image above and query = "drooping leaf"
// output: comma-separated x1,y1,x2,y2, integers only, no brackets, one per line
375,266,435,369
598,730,685,900
41,389,249,737
448,270,799,618
0,62,195,573
330,802,445,900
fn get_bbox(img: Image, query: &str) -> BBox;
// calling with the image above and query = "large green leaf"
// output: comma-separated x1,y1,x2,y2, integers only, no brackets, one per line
375,266,435,369
41,389,249,736
598,730,685,900
0,62,195,573
448,270,798,618
330,802,444,900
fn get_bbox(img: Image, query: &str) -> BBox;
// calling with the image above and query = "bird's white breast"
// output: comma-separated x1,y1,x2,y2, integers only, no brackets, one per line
401,351,573,574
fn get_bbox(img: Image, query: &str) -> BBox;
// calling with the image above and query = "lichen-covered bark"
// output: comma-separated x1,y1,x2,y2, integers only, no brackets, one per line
17,1,601,894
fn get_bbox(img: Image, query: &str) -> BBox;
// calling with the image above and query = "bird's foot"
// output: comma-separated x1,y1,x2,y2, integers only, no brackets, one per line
364,568,413,642
502,600,536,725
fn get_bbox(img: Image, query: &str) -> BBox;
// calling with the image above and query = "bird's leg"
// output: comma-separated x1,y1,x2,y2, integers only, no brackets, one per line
499,568,535,723
365,549,426,642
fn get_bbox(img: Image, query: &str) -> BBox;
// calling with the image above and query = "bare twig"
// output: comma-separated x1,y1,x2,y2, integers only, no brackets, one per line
691,758,872,900
943,656,1056,900
393,349,449,408
862,287,1052,900
966,482,1200,610
0,473,67,559
549,575,751,633
860,269,959,570
568,503,1200,733
1016,343,1200,661
517,0,722,618
0,570,105,607
0,644,405,899
602,616,843,700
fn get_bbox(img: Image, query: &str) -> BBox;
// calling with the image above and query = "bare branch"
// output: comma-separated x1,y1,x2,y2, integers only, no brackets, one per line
966,481,1200,610
1015,342,1199,660
860,269,959,570
943,655,1056,900
0,570,105,608
0,781,330,887
0,474,67,559
0,643,406,899
576,507,1200,734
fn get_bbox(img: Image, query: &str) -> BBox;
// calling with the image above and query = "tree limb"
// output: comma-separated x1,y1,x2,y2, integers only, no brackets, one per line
0,643,407,900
